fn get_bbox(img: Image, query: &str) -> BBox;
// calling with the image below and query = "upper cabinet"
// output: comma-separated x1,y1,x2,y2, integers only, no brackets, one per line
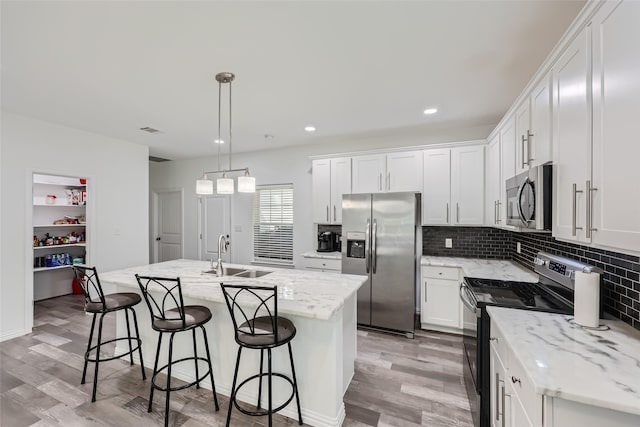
423,145,484,225
514,100,531,175
486,133,502,226
351,150,422,194
312,157,351,224
500,116,516,223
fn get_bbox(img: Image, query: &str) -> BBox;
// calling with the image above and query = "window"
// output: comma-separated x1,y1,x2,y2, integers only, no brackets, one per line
253,184,294,265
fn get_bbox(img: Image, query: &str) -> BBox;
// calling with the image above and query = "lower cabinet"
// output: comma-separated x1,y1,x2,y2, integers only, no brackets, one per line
302,257,341,273
420,266,462,332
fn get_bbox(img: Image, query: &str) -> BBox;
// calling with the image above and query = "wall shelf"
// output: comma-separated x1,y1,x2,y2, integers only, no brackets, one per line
33,243,86,250
33,224,86,228
33,265,75,273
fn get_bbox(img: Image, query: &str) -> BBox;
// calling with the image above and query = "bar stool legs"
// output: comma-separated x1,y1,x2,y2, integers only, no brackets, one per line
288,342,303,425
226,346,243,427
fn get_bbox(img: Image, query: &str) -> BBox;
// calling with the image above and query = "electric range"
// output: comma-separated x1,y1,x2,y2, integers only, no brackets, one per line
460,252,602,427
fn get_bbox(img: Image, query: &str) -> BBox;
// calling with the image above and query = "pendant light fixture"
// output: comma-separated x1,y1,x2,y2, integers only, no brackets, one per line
196,72,256,195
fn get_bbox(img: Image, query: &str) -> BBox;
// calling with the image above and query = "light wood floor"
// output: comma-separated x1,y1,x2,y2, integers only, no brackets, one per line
0,295,473,427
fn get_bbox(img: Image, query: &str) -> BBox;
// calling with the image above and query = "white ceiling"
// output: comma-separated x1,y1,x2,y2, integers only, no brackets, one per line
1,1,585,160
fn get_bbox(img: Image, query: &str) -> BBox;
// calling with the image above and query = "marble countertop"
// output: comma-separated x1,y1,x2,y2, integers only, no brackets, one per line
420,256,538,282
100,259,367,321
487,306,640,415
301,251,342,260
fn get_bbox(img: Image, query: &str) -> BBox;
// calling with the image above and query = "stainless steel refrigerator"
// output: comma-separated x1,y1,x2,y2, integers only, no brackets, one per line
342,192,419,338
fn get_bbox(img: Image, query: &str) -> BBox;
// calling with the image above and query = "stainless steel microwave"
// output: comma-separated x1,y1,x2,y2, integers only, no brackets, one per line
505,164,552,231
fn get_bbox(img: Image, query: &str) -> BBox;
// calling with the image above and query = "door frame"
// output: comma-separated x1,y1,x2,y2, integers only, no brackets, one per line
151,188,184,263
197,194,232,262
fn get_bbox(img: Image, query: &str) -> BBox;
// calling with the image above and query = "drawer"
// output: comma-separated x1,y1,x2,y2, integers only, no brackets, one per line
507,344,538,421
422,266,459,281
489,318,507,367
303,257,341,272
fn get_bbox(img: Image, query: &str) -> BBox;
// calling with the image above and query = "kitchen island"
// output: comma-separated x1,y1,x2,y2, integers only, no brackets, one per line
100,259,367,427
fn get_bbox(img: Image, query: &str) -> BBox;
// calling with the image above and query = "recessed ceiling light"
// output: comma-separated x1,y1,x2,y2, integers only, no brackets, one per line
423,108,438,115
140,126,160,133
214,139,224,144
264,134,275,141
304,126,316,132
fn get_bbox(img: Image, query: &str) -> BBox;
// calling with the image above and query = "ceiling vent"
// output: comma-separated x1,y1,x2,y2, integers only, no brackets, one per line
140,126,160,133
149,156,171,162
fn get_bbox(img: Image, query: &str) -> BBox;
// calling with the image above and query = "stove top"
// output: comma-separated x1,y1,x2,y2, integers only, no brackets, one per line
464,277,573,313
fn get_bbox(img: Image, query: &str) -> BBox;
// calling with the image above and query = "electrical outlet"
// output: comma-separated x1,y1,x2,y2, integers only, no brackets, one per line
445,238,453,248
517,242,521,254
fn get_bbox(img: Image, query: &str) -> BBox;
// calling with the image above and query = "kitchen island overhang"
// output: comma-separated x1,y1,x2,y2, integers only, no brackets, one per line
100,259,367,427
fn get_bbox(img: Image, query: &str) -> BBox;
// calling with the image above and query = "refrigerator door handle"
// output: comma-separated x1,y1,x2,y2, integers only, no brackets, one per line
365,218,371,274
372,219,378,274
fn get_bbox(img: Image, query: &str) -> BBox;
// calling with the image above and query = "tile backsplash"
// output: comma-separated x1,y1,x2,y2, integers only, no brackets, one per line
422,226,640,331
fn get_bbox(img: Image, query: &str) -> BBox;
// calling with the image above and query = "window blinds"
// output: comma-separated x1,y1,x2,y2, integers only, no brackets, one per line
253,184,294,265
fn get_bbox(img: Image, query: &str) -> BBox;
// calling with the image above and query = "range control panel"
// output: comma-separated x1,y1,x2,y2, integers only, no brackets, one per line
548,261,567,276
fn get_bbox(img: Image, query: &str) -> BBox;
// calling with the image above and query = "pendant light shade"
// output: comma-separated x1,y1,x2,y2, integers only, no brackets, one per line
238,171,256,193
196,174,214,195
216,174,234,194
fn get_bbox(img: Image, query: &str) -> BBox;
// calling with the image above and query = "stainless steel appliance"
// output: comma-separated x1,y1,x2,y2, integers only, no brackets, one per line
505,164,552,230
460,252,602,427
317,231,338,252
342,192,419,338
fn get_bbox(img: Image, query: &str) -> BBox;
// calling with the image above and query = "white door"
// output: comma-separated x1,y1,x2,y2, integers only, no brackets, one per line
330,157,351,224
451,145,485,225
387,150,423,192
514,100,531,174
156,190,182,262
500,117,516,223
552,27,591,244
530,72,553,167
591,0,640,253
200,195,231,263
486,134,502,226
422,149,451,225
311,159,331,223
351,153,386,194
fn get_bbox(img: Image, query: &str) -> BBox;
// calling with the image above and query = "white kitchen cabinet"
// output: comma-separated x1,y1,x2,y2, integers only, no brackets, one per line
529,73,553,167
422,149,451,225
590,0,640,253
552,26,592,244
500,117,516,224
420,266,462,332
311,157,351,224
302,256,341,272
514,100,531,175
486,134,502,226
490,339,508,427
451,145,485,225
423,145,484,226
351,153,386,194
352,151,422,194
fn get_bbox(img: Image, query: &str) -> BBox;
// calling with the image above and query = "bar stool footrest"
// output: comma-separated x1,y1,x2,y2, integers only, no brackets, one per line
233,372,295,417
150,356,212,392
85,336,143,363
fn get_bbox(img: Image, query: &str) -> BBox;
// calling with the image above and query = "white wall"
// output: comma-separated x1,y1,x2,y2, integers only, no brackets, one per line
149,124,493,268
0,111,149,341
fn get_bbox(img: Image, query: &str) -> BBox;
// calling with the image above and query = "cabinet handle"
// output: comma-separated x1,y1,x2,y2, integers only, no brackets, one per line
494,200,498,225
495,373,500,421
379,173,382,191
456,203,460,223
527,130,534,164
489,337,498,342
572,183,583,237
521,135,527,168
446,203,449,223
497,201,501,223
387,171,391,191
501,384,506,427
326,205,329,222
586,180,597,238
333,205,337,222
511,376,521,385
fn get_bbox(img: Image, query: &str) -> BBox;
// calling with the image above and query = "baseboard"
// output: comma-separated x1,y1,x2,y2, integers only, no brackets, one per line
420,323,464,335
116,345,346,427
0,328,30,342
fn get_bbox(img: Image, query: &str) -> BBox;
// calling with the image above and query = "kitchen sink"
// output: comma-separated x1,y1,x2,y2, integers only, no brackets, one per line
203,267,272,278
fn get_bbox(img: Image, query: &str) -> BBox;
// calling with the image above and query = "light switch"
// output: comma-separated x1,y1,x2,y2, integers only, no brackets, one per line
445,238,453,248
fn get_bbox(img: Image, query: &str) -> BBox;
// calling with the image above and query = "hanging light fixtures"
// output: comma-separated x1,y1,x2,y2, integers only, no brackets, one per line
196,72,256,195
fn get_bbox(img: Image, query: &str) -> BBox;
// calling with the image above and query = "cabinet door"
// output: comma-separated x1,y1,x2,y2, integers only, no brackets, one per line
451,146,485,225
490,344,507,427
591,0,640,253
508,382,534,427
552,27,592,243
500,117,516,224
330,157,351,224
422,277,461,328
351,154,386,194
422,149,451,225
530,73,553,167
312,159,331,223
486,134,502,226
514,100,531,174
387,150,423,192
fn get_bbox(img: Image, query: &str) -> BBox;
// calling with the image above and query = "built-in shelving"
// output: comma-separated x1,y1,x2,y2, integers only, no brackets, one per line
34,224,86,228
34,265,74,273
33,243,86,250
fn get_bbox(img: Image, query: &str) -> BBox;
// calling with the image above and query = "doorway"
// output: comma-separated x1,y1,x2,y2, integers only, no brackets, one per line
199,195,231,263
153,189,183,263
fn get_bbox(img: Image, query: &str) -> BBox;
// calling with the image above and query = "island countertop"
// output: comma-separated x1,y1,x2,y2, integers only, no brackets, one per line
487,306,640,416
100,259,367,321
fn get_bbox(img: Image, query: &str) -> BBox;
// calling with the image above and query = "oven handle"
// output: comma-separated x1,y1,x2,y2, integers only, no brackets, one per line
460,283,477,313
516,177,530,227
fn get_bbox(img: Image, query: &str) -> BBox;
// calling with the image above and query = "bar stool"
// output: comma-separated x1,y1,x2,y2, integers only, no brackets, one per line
135,275,219,427
220,283,303,427
71,265,146,402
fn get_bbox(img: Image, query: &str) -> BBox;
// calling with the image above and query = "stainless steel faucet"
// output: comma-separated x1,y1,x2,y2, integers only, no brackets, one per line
214,234,229,277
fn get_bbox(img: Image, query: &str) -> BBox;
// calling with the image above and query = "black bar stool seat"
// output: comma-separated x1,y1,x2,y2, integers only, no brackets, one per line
136,275,219,427
237,316,295,348
72,266,146,403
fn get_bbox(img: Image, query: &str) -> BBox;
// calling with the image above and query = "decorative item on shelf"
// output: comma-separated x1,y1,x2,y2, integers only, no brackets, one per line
66,189,83,205
45,194,57,205
195,72,256,195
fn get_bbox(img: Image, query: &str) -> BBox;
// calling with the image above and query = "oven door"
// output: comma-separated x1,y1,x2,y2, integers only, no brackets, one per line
461,283,480,427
